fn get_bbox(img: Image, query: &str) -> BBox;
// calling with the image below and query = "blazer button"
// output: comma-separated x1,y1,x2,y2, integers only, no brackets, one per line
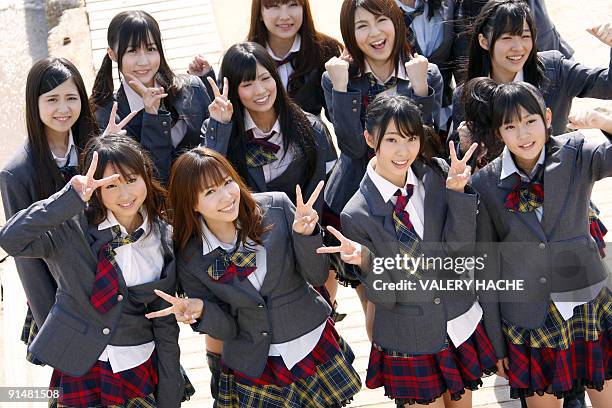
117,294,123,302
162,121,168,126
257,303,264,308
102,328,110,335
538,242,546,249
210,127,215,131
352,99,357,105
261,331,268,336
418,104,424,109
163,130,169,135
433,297,441,305
539,277,547,284
352,108,357,112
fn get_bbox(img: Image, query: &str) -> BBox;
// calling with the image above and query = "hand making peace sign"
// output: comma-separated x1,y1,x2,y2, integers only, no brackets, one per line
126,74,168,115
70,151,120,202
207,76,234,124
145,289,204,324
103,101,139,136
316,226,363,269
446,140,478,193
293,180,324,236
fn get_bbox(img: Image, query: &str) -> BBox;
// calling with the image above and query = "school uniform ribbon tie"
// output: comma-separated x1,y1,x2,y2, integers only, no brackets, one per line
392,184,423,278
275,52,295,68
90,226,144,314
363,74,397,159
401,1,424,54
246,130,280,168
207,246,257,284
504,172,544,213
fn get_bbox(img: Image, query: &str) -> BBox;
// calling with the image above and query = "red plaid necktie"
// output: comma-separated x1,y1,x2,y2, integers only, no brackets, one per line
246,130,280,168
392,184,423,278
207,246,257,284
504,172,544,213
90,225,144,313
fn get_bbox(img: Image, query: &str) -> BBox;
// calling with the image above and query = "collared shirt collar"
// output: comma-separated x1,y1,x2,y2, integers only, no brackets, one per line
500,145,545,181
488,70,524,83
266,34,301,61
363,60,409,84
98,208,150,236
51,130,76,162
366,157,417,203
121,78,159,113
395,0,421,12
201,219,239,255
244,109,282,138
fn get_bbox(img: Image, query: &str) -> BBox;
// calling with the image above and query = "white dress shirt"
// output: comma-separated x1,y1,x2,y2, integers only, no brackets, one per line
122,78,187,148
499,147,605,320
97,210,163,373
51,130,78,168
244,110,295,183
367,158,482,346
266,34,301,89
201,221,326,370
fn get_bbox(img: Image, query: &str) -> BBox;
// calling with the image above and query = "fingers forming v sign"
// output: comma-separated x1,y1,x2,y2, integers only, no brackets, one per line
293,181,324,236
145,289,204,324
103,102,139,136
70,151,120,202
126,74,167,115
316,226,363,268
207,76,233,124
446,140,478,192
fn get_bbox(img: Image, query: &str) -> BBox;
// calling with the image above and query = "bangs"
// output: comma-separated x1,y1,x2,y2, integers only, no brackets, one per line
116,14,161,58
490,4,531,39
40,62,73,95
261,0,303,7
393,114,422,140
197,155,231,191
90,140,147,181
235,53,259,83
357,0,388,18
491,83,546,129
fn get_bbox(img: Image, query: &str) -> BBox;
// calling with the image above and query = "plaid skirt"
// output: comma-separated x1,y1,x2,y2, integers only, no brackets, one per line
21,305,46,365
366,322,498,405
588,202,607,258
503,288,611,399
48,356,158,408
217,319,362,407
322,203,361,288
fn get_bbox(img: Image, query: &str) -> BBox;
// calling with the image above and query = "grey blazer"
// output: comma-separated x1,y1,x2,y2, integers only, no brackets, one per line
177,192,331,379
321,65,444,215
96,75,211,185
471,133,612,358
0,145,58,329
451,48,612,138
0,185,184,407
341,158,479,354
200,112,336,212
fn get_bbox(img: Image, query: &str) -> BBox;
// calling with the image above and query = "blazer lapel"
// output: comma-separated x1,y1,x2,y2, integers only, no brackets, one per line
248,166,267,193
542,137,576,238
257,206,287,296
412,160,441,243
360,174,400,252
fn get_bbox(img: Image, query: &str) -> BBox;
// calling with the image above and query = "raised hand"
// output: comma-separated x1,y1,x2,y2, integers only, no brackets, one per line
126,74,168,115
587,23,612,47
188,54,212,76
71,151,120,202
568,107,612,133
145,289,204,324
103,101,139,136
404,53,429,97
316,226,363,268
446,140,477,192
324,49,351,92
207,77,233,124
293,180,324,236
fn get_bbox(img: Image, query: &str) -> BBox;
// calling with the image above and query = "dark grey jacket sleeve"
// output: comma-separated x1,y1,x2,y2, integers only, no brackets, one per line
200,117,233,155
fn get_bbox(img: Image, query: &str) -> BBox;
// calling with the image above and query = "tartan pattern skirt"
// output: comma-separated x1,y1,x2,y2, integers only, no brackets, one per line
48,356,158,408
503,288,611,399
217,319,362,407
366,322,498,405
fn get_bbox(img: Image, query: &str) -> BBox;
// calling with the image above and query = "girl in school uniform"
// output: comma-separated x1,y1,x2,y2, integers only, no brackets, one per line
146,147,362,407
322,0,443,303
245,0,343,117
470,81,611,407
200,40,340,400
450,0,612,137
0,134,186,408
318,93,499,407
91,10,212,185
0,57,134,366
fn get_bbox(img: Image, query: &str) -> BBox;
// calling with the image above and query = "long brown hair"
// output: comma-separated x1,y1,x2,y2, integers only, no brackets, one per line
81,133,167,228
247,0,342,94
340,0,409,77
168,147,268,254
25,57,97,201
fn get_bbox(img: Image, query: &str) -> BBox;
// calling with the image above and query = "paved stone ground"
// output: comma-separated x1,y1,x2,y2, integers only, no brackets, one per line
0,0,610,407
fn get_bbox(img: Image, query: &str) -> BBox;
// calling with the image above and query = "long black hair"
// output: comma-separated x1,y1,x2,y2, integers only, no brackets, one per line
25,57,97,200
90,10,184,123
219,42,317,188
466,0,545,87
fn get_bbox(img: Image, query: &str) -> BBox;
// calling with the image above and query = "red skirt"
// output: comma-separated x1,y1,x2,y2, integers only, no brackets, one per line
49,356,157,407
366,322,497,405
